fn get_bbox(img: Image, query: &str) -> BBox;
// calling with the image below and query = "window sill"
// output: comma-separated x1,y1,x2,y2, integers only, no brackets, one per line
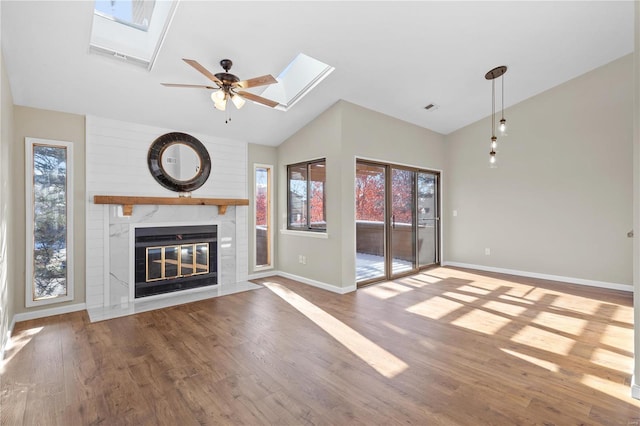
280,229,329,239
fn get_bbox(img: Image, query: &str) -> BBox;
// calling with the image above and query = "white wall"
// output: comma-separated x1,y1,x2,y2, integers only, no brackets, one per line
85,116,248,308
445,54,633,287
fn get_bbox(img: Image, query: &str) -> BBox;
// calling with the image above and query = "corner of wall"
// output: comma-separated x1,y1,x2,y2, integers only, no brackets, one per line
0,40,17,358
632,0,640,402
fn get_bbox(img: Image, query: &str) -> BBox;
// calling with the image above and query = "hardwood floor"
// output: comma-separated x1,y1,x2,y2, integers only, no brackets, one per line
2,267,639,425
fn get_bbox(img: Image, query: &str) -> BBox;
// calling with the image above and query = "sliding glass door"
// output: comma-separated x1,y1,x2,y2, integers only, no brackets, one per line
417,171,438,267
355,163,387,282
390,167,415,277
356,160,440,286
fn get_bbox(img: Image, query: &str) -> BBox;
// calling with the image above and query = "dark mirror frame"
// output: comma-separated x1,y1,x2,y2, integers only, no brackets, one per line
148,132,211,192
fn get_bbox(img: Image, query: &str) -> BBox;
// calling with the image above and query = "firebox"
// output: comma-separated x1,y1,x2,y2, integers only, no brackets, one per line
134,225,217,298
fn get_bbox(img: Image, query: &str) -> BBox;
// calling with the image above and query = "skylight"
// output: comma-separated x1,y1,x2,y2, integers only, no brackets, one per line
94,0,155,31
90,0,178,69
260,53,334,111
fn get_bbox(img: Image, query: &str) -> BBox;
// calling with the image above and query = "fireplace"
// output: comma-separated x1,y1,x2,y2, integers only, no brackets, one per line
134,224,217,298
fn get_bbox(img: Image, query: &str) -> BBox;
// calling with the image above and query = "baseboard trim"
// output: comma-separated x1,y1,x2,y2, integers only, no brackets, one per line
276,271,356,294
442,262,633,292
0,316,16,361
632,378,640,400
248,270,281,280
13,303,87,323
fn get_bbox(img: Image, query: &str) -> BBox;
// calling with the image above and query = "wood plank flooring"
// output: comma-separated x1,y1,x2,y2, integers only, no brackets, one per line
2,267,639,425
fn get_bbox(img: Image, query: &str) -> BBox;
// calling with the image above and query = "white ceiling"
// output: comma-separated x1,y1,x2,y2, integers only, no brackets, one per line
1,1,634,146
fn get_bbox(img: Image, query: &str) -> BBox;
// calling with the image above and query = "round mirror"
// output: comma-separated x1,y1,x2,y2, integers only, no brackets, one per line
148,132,211,192
161,143,201,181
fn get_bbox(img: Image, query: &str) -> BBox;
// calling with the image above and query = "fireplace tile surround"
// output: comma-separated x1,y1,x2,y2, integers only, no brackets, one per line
85,116,255,322
86,204,259,322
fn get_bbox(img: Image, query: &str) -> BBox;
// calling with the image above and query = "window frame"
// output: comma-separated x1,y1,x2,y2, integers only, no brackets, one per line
25,137,74,307
253,163,274,271
287,158,326,232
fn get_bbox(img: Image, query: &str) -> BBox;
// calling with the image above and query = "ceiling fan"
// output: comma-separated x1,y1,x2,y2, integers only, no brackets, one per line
162,58,279,112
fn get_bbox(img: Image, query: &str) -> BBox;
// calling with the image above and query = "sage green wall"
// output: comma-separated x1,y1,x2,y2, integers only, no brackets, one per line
339,101,446,287
445,54,633,286
277,102,343,287
276,100,446,290
1,47,15,351
247,143,278,275
13,106,85,314
632,0,639,398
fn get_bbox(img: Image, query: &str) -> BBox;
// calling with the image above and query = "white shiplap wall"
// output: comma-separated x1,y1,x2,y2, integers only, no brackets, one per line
85,116,248,309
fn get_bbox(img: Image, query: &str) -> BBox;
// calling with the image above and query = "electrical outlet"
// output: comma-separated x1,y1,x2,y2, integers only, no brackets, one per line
485,248,491,255
453,210,458,217
298,255,303,264
302,256,307,265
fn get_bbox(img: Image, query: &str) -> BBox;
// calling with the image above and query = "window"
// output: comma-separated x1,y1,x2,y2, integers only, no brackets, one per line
259,53,335,111
254,164,273,269
90,0,178,69
25,138,74,307
287,159,326,231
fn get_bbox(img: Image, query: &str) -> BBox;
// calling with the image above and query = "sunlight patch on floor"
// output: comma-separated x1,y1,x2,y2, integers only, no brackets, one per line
451,308,513,335
0,326,43,373
443,291,479,304
499,294,536,306
455,284,491,296
360,282,413,300
580,373,638,401
483,300,529,317
510,325,576,356
501,348,559,372
264,282,408,379
380,320,409,336
404,274,443,286
599,325,634,352
532,311,587,336
589,346,633,372
406,297,464,320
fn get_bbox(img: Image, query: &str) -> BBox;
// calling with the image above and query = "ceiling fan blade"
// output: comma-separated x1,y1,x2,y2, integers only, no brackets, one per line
235,74,278,89
182,59,223,85
237,91,279,108
161,83,217,89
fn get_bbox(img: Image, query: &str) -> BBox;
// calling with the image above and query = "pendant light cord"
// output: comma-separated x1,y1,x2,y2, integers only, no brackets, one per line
492,79,495,137
501,74,505,120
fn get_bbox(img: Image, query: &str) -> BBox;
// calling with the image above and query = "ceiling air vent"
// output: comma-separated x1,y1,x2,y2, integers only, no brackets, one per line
424,103,439,111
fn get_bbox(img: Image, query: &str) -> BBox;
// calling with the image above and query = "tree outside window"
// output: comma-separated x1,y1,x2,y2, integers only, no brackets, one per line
287,159,326,231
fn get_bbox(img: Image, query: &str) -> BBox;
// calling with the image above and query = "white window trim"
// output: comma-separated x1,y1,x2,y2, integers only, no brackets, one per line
280,229,328,239
25,137,74,307
254,163,274,271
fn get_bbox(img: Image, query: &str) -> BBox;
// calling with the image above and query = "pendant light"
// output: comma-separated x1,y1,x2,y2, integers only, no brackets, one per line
485,65,508,168
499,71,507,135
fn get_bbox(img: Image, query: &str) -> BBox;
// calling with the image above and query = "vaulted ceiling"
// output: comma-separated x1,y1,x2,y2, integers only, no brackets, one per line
1,1,634,146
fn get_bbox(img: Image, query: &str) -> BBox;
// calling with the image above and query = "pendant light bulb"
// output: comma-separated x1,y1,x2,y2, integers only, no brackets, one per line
491,136,497,150
489,150,497,168
499,118,507,134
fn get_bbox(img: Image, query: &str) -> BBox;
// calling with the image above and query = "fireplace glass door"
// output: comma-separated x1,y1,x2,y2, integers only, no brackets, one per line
146,243,209,282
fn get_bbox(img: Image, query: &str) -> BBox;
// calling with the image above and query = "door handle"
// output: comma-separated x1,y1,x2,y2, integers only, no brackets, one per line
392,214,395,229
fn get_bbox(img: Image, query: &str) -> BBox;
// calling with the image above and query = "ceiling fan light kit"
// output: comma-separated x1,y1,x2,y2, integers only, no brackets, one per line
485,65,508,168
162,58,279,123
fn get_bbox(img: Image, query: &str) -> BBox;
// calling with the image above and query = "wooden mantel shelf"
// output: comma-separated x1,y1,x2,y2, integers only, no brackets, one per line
94,195,249,216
